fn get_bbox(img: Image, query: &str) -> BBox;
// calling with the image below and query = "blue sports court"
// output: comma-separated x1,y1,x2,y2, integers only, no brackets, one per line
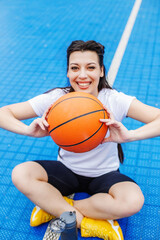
0,0,160,239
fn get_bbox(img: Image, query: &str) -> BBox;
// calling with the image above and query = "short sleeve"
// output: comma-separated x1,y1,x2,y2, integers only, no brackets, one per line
108,90,136,121
28,88,65,117
98,89,136,122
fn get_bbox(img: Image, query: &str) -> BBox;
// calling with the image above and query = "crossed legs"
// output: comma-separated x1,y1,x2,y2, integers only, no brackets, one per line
12,161,144,228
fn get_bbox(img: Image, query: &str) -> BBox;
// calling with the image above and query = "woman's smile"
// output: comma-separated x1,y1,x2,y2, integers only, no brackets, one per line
76,81,92,88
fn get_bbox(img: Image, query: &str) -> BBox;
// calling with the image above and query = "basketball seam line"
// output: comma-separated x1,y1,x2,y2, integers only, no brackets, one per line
58,123,104,147
49,109,105,134
49,96,103,114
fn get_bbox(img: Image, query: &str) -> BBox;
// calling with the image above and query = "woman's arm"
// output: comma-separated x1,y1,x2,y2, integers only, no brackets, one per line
100,99,160,143
0,101,49,137
126,99,160,141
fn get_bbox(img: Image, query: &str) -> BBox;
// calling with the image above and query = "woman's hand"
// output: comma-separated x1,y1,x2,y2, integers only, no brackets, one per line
27,106,51,138
100,108,134,143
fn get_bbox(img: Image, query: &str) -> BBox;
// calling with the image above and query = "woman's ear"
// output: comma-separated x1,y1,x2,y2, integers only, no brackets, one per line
100,66,104,77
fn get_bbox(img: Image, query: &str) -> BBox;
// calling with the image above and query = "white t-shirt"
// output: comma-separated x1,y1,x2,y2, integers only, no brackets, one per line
29,88,135,177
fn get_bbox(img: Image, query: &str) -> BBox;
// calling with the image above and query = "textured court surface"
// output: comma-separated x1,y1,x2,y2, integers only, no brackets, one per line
0,0,160,239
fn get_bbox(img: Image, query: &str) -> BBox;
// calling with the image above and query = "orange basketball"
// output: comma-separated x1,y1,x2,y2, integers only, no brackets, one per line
47,92,108,153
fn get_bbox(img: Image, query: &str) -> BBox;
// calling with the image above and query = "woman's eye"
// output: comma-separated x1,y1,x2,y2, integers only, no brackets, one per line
71,66,78,70
88,66,95,70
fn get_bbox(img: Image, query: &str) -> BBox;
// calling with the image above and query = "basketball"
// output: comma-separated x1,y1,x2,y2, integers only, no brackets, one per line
47,92,108,153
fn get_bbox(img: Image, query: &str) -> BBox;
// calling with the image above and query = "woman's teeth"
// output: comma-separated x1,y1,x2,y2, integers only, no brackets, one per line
77,82,91,86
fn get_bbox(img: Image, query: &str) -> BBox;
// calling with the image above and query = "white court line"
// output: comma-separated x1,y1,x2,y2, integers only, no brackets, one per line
107,0,142,86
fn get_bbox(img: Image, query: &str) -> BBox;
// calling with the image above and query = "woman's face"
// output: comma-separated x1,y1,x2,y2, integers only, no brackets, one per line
67,51,104,97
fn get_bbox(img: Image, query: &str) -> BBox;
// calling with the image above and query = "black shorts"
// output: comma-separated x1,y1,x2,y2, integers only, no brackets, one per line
35,160,136,196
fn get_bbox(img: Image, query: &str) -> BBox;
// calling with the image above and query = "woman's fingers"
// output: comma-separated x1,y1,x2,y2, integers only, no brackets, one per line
33,118,48,131
42,118,49,128
101,137,111,144
43,104,53,121
102,106,115,120
100,118,119,127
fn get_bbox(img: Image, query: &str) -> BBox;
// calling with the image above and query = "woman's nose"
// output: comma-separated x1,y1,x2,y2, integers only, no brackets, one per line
79,69,87,79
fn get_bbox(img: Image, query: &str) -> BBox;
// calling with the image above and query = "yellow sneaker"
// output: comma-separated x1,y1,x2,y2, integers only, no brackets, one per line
30,206,54,227
30,196,74,227
81,217,124,240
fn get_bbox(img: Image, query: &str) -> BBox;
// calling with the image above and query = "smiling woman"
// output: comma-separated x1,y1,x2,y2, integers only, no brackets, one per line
0,40,160,240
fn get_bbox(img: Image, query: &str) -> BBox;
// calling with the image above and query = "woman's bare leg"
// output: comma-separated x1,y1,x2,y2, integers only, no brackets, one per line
12,161,84,227
74,181,144,220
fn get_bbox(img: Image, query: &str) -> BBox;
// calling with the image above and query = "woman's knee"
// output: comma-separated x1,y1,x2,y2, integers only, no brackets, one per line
12,161,48,193
123,190,144,216
110,182,144,217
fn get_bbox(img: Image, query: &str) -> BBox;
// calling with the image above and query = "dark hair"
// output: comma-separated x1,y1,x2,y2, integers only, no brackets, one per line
48,40,124,163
